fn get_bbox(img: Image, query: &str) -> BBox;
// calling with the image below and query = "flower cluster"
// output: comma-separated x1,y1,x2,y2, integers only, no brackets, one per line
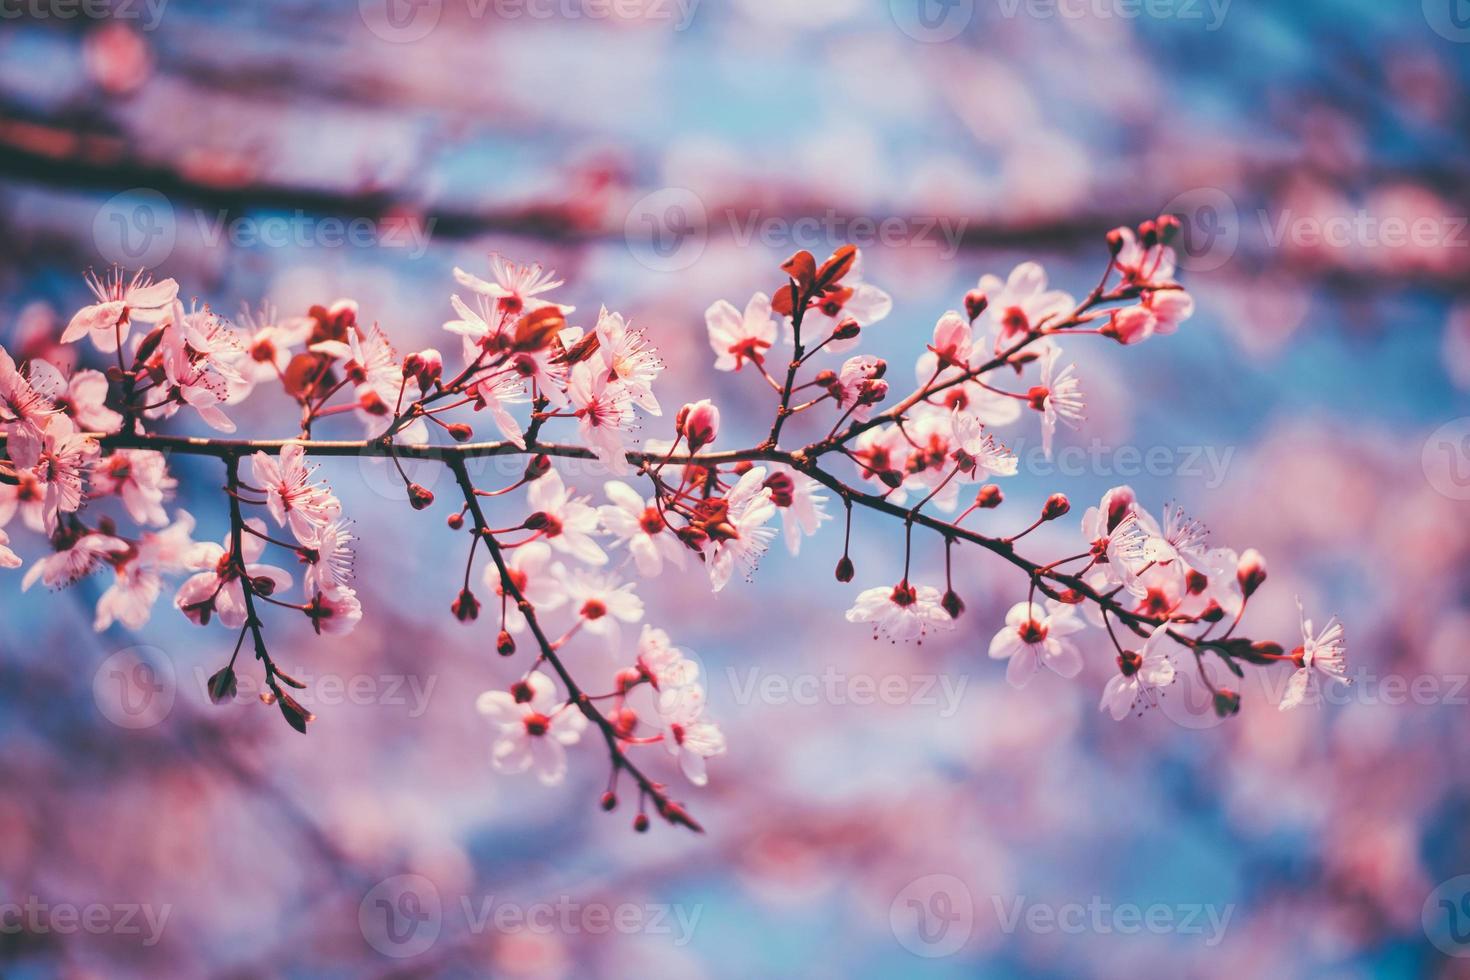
0,216,1345,831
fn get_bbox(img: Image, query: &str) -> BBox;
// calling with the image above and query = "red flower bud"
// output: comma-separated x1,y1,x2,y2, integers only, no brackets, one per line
633,813,650,833
1236,548,1267,598
447,512,464,529
941,589,964,619
1041,493,1070,520
1106,227,1127,256
1139,219,1159,248
445,422,473,443
402,348,442,390
832,317,861,340
1156,213,1182,244
678,399,720,451
452,588,480,622
496,630,516,656
523,511,550,530
601,791,618,811
964,289,988,321
975,484,1003,509
1213,689,1241,717
407,484,434,510
835,555,855,583
524,454,551,480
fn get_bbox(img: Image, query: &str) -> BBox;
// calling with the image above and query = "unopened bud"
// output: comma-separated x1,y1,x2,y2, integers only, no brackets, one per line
407,484,434,510
1106,227,1127,256
832,317,861,340
1139,219,1159,247
251,576,277,596
633,813,650,833
523,511,550,530
835,555,855,583
1042,493,1070,520
610,705,638,737
941,589,964,619
496,630,515,656
447,512,464,529
878,470,903,489
678,399,720,451
1213,689,1241,717
1156,213,1181,244
403,348,443,390
601,791,618,811
445,422,473,443
1236,548,1267,598
452,588,480,622
975,484,1003,508
964,289,988,321
1057,589,1084,604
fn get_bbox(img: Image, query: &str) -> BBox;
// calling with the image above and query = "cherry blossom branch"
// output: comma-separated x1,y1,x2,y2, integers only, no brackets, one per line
447,456,702,833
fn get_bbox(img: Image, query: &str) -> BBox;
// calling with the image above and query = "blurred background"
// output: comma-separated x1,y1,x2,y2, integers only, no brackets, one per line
2,0,1469,976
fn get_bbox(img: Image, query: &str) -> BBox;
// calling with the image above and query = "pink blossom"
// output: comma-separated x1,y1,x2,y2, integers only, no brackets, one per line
1029,346,1084,459
6,414,98,534
1099,623,1177,720
22,531,128,591
475,671,586,786
657,684,725,787
596,307,662,416
976,262,1074,351
567,361,634,476
488,540,568,634
988,599,1086,688
251,443,342,543
845,580,953,642
61,269,178,352
527,469,607,566
174,520,293,629
90,449,177,526
1279,598,1349,710
598,480,686,577
706,292,778,372
702,465,777,592
453,255,573,318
